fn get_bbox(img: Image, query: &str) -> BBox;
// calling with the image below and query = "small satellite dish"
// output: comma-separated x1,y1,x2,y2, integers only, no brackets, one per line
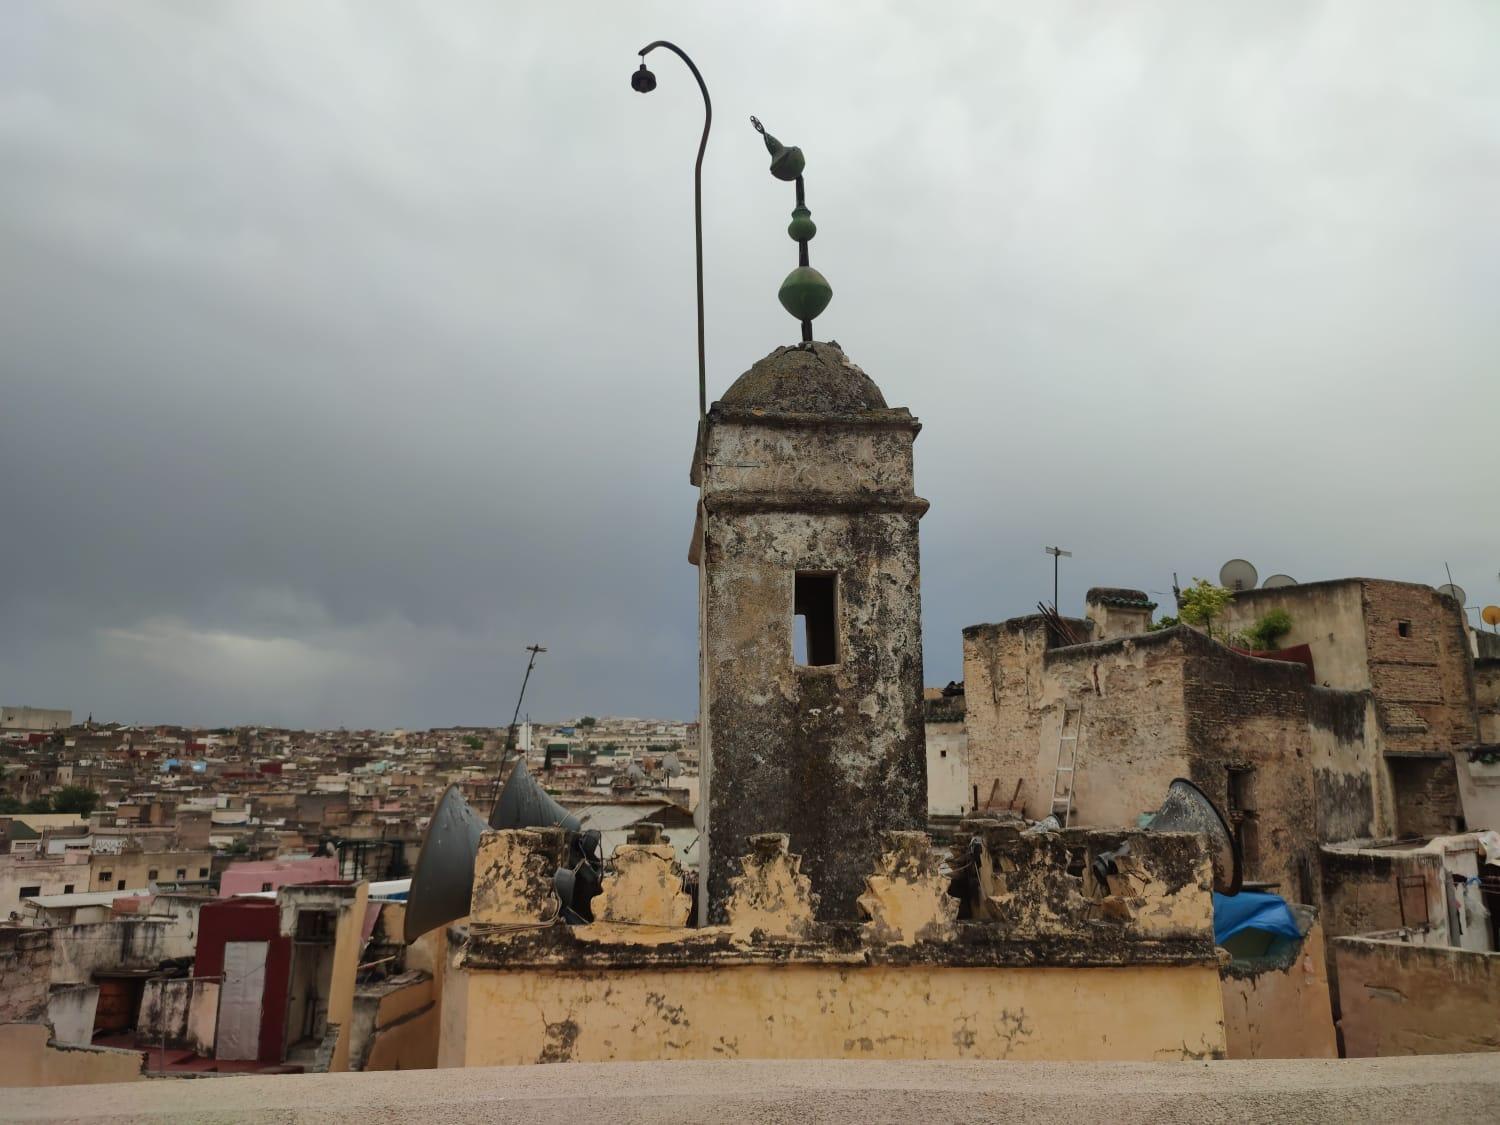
1437,583,1467,607
1482,605,1500,627
1219,559,1259,591
1262,574,1297,589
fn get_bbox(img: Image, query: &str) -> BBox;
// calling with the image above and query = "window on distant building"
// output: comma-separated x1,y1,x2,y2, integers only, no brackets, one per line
261,882,274,892
176,868,186,879
63,884,74,895
147,869,159,880
116,880,125,891
99,870,112,883
198,867,208,878
1398,620,1411,638
19,885,40,898
793,571,839,667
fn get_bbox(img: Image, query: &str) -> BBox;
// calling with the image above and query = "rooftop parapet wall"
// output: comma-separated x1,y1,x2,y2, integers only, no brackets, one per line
1334,933,1500,1057
460,827,1218,970
446,829,1225,1066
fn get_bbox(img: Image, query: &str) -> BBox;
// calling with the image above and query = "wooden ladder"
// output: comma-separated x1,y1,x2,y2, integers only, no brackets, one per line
1049,702,1085,827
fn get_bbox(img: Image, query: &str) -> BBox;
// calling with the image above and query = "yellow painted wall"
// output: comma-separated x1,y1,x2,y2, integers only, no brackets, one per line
325,882,368,1073
367,1002,441,1074
1220,920,1338,1059
0,1023,145,1087
450,962,1225,1066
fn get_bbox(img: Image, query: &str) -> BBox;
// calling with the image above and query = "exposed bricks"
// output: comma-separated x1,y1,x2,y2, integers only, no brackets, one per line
1388,757,1463,837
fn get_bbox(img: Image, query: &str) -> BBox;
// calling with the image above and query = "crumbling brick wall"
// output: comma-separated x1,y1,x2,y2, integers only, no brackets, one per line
0,928,52,1022
1388,756,1464,837
1363,581,1478,755
1183,635,1322,899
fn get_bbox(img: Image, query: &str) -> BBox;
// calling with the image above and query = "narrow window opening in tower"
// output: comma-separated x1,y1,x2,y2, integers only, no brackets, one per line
794,572,839,666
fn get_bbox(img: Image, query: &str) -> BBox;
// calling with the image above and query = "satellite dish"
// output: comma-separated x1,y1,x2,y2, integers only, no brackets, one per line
1093,778,1242,897
1219,559,1259,592
1483,605,1500,627
1437,583,1467,607
1262,574,1297,589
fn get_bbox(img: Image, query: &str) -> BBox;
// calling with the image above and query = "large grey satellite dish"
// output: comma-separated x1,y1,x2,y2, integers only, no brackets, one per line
1437,583,1467,607
1219,559,1259,591
1262,574,1297,589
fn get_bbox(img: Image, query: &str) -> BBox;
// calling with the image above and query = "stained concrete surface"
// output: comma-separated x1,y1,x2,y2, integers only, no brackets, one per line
7,1056,1500,1123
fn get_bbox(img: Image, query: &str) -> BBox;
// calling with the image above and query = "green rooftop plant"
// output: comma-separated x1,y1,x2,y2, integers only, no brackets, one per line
1178,579,1234,639
1245,608,1294,651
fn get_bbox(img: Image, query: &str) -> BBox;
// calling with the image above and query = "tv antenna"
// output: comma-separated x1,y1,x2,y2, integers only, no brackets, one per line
1219,559,1258,591
1262,574,1297,589
1044,546,1072,610
1482,605,1500,632
505,645,547,758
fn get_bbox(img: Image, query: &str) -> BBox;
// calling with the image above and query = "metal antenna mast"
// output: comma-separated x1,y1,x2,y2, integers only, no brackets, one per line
1044,546,1072,611
505,644,546,759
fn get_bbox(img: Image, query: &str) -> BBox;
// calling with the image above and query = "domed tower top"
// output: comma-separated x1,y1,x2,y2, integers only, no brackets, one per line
718,341,888,415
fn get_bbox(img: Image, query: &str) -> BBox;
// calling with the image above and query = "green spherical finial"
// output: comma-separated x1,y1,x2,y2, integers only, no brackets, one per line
750,115,805,181
787,205,816,243
778,266,833,322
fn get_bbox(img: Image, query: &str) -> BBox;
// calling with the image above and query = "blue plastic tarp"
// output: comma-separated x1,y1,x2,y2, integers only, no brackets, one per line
1213,891,1302,945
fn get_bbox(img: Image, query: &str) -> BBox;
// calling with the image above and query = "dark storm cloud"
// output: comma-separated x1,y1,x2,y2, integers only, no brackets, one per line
2,2,1497,727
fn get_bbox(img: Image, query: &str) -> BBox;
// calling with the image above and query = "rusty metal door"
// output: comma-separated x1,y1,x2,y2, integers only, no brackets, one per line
216,940,267,1061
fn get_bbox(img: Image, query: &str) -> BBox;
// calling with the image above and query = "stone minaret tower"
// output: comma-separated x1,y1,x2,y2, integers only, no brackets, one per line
691,342,929,921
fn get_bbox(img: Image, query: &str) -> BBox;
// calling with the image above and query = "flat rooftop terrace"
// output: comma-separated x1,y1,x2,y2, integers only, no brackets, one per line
9,1056,1499,1123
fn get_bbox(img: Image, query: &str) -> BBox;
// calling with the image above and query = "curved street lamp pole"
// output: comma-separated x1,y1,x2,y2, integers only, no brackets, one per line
633,41,711,420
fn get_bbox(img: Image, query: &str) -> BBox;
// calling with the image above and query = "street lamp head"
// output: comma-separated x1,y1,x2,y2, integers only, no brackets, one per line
631,62,657,93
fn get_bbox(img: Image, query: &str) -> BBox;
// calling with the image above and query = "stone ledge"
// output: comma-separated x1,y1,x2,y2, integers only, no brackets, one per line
5,1056,1499,1123
456,920,1217,971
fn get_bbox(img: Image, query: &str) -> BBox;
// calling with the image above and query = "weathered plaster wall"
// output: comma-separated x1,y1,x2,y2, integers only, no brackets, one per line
0,928,51,1021
1476,660,1500,745
1453,750,1500,831
47,920,175,988
1334,934,1500,1056
1220,917,1337,1059
963,618,1175,825
698,390,927,920
451,962,1225,1066
138,977,218,1051
1319,848,1448,946
46,985,99,1047
0,1022,144,1086
1307,693,1391,842
448,826,1224,1068
924,712,969,817
1220,581,1371,692
351,973,438,1072
437,933,468,1070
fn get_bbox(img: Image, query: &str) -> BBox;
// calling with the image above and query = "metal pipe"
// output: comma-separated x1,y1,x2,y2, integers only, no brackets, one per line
638,40,712,419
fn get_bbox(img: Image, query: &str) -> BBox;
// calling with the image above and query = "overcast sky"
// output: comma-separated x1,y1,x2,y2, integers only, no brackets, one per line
2,3,1497,729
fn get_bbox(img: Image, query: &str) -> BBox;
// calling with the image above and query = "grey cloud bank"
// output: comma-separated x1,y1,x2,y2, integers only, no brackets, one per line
2,2,1496,728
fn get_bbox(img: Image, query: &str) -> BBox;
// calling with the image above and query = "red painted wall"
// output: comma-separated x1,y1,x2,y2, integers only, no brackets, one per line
195,898,292,1064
